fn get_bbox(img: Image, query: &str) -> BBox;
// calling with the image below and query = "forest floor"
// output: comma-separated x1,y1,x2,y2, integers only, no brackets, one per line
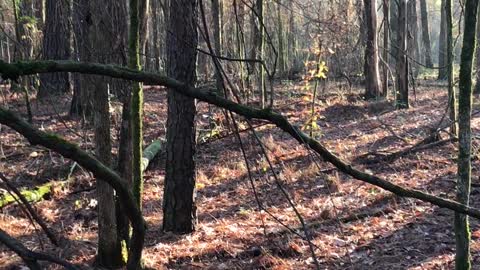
1,80,480,269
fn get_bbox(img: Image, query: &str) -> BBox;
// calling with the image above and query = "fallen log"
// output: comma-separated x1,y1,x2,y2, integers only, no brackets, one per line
0,181,55,208
141,139,163,171
0,140,164,209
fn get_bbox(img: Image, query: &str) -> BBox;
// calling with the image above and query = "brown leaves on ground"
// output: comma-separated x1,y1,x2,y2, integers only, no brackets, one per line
1,81,479,269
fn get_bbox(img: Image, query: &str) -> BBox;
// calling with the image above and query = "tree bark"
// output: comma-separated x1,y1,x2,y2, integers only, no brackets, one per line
474,7,480,95
438,0,448,80
420,0,434,68
38,0,72,99
89,0,124,266
396,0,409,109
363,0,382,99
455,1,479,269
407,0,420,77
212,0,224,93
163,0,198,234
446,0,457,136
389,0,398,66
70,0,92,117
382,0,389,97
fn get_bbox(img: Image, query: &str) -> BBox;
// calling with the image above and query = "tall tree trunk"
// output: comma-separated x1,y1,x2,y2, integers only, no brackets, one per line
287,0,298,76
455,1,479,269
38,0,72,99
70,0,92,117
420,0,434,68
276,0,285,76
396,0,409,109
212,0,223,93
163,0,198,234
363,0,382,99
129,0,146,210
389,0,398,67
382,0,389,97
407,0,419,77
446,0,457,136
438,0,448,80
474,7,480,94
89,1,125,267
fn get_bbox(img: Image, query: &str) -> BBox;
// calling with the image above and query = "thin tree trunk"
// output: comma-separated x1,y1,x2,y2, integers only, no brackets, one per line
389,0,398,67
363,0,382,99
455,1,479,269
438,0,448,80
129,0,145,210
420,0,434,68
407,0,419,77
89,1,124,266
396,0,409,109
474,7,480,94
382,0,389,97
212,0,223,93
276,0,285,76
163,0,198,234
446,0,457,136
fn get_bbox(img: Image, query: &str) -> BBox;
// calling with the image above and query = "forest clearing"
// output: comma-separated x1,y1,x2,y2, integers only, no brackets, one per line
1,0,480,269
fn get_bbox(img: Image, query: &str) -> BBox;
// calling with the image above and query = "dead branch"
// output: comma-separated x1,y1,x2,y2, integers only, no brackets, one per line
0,229,80,270
0,173,59,246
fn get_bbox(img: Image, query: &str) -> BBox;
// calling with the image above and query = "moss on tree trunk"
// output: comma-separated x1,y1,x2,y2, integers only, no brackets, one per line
455,1,479,269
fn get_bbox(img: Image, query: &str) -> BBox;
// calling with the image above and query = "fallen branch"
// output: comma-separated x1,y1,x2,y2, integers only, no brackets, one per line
0,181,56,208
141,139,163,171
1,60,480,220
0,229,80,270
0,105,145,270
0,173,59,246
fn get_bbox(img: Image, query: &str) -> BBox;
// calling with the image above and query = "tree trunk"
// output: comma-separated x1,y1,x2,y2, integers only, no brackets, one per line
389,0,398,66
70,0,92,117
455,1,479,269
89,1,125,266
163,0,198,234
382,0,389,97
395,0,409,109
438,0,448,80
212,0,223,93
474,7,480,95
276,0,286,76
129,0,146,210
38,0,72,99
420,0,434,68
446,0,457,136
407,0,419,77
363,0,382,99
